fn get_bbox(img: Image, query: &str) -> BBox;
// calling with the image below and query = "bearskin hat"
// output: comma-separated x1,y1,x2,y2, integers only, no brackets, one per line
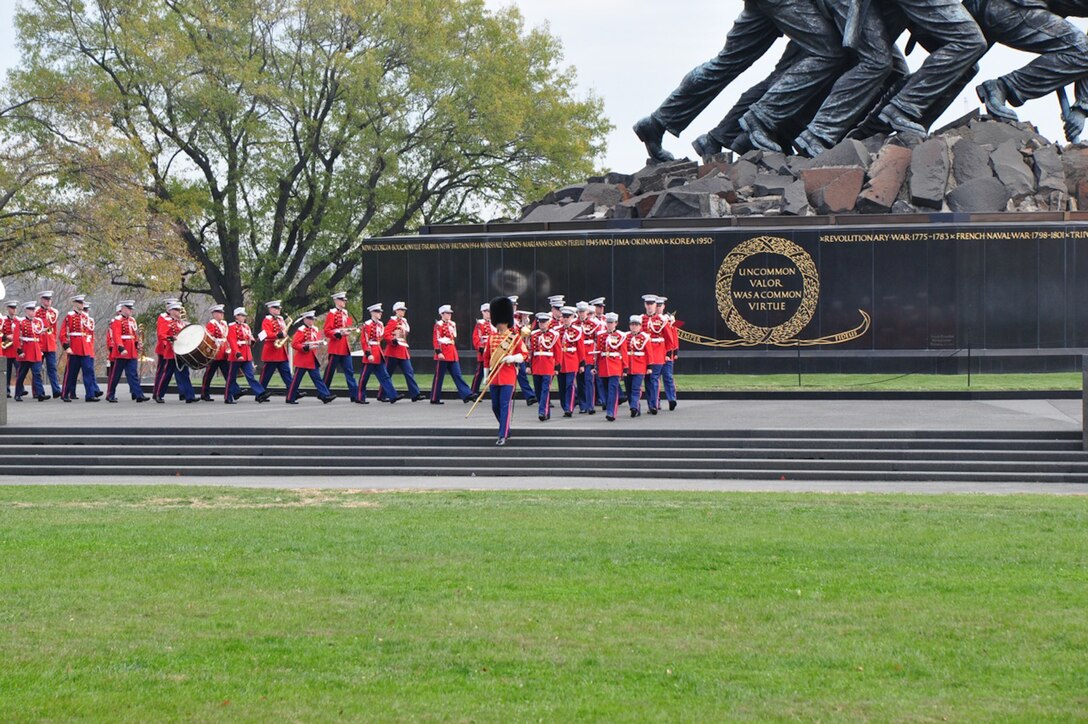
489,296,515,327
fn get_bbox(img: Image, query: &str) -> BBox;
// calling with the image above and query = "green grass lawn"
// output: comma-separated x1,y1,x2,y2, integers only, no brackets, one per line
269,371,1083,393
1,488,1085,720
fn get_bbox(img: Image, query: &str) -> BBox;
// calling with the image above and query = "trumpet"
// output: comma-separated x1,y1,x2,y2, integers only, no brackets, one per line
273,315,296,348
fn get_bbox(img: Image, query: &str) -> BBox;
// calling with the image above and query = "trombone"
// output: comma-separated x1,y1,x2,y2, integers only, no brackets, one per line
273,315,297,349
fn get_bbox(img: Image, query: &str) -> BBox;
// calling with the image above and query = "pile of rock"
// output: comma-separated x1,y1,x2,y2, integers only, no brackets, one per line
516,114,1088,222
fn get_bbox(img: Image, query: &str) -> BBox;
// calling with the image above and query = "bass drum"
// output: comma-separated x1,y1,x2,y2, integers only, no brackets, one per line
173,323,217,370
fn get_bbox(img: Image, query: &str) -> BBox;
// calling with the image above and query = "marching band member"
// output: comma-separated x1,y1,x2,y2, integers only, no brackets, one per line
154,299,178,400
661,297,679,411
322,292,359,401
641,294,667,415
590,297,609,406
14,300,46,401
199,305,230,401
154,302,197,403
430,304,473,404
382,301,426,401
510,298,537,406
258,300,294,393
59,294,98,402
548,296,565,326
3,300,18,398
470,302,494,396
626,315,651,417
225,307,270,404
596,313,628,422
484,296,526,446
35,291,62,398
105,300,148,402
356,302,399,403
82,300,102,400
529,312,559,422
576,301,599,415
286,311,335,404
556,306,584,418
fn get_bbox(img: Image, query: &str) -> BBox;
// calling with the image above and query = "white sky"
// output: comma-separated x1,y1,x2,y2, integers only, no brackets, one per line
2,1,1084,173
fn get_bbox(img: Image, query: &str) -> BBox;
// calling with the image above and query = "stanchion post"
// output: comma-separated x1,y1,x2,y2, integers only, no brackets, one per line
0,372,6,426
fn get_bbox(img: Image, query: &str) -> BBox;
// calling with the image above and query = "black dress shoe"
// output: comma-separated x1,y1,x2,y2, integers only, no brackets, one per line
236,389,250,399
388,396,400,404
94,391,103,399
285,399,299,405
107,398,118,403
587,409,596,415
135,397,149,403
649,408,658,415
85,397,100,403
52,392,62,399
13,396,22,402
669,400,677,411
37,395,49,402
200,395,214,402
539,415,547,422
495,437,506,447
185,398,198,403
606,416,615,422
224,399,236,405
61,397,72,403
255,391,271,403
462,397,472,404
563,412,572,418
321,395,336,404
154,397,164,404
525,398,537,407
630,409,640,418
412,393,427,401
430,400,444,405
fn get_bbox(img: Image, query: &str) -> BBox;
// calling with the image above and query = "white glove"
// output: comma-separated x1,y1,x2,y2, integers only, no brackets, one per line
502,354,524,365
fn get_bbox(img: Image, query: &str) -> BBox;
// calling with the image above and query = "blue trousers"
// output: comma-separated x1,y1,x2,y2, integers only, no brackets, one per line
259,359,294,391
432,359,473,402
643,364,663,411
627,373,645,412
557,371,577,413
15,360,44,399
226,360,265,402
201,360,230,398
470,359,486,396
533,374,553,418
490,384,514,439
5,358,15,394
323,354,358,399
577,364,597,413
42,350,62,395
384,357,421,399
602,376,622,418
62,354,97,400
287,366,331,402
517,362,536,401
662,359,677,402
358,361,398,402
596,368,607,407
107,358,146,400
153,359,195,401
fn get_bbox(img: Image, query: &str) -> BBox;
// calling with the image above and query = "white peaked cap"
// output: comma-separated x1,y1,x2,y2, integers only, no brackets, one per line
393,301,407,311
234,307,247,316
24,301,37,309
438,304,453,315
164,298,179,307
629,315,642,324
560,306,577,315
210,304,225,313
507,295,519,304
39,291,54,299
367,303,383,312
515,309,532,317
576,301,590,311
535,312,551,321
168,302,184,311
115,304,123,313
331,291,347,300
265,300,282,308
590,297,606,306
605,312,619,322
658,296,668,303
120,300,135,308
300,310,316,319
642,294,659,303
71,294,86,303
480,302,490,312
5,300,18,307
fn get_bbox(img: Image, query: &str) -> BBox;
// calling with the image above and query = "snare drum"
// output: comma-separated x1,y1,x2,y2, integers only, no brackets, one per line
173,324,217,370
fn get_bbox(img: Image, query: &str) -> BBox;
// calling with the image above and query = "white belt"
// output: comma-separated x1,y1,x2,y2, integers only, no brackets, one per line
603,352,622,358
438,337,453,344
631,351,645,356
68,332,84,336
20,337,37,342
564,347,577,352
534,351,553,357
651,337,664,342
120,335,134,340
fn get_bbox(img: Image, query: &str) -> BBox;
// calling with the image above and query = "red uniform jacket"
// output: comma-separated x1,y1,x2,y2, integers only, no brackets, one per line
626,331,651,375
472,320,495,361
2,316,18,359
260,314,290,363
228,321,256,362
485,330,526,386
206,319,229,361
291,325,322,370
108,316,140,361
361,318,385,363
580,318,602,364
60,310,94,357
35,307,59,353
642,314,668,365
557,324,585,374
383,317,411,360
323,309,354,357
596,330,629,377
16,316,44,363
529,327,561,376
433,320,459,362
155,312,172,356
664,319,680,358
161,318,184,360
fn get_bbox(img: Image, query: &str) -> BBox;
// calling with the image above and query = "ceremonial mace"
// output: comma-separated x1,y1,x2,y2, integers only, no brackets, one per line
464,327,524,418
